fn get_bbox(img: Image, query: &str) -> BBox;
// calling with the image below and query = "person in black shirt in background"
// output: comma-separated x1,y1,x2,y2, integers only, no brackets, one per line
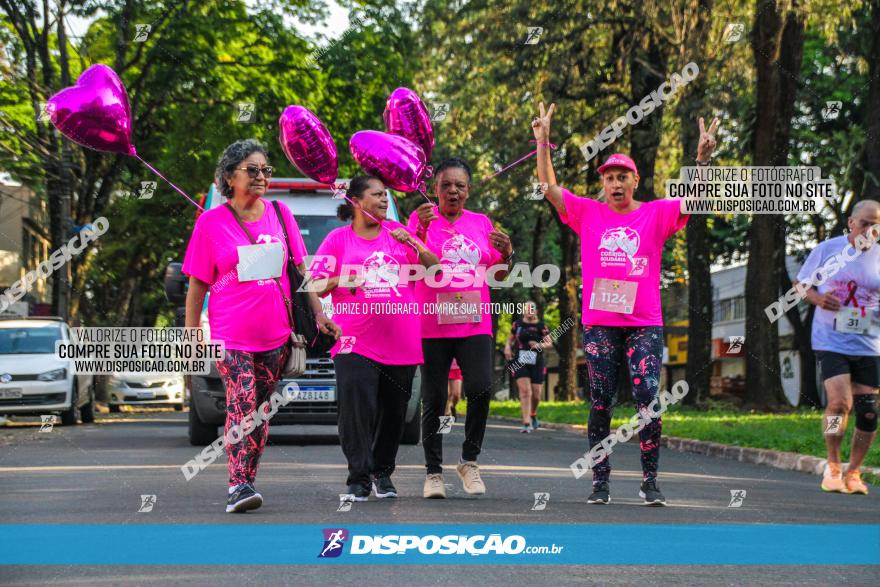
504,302,551,433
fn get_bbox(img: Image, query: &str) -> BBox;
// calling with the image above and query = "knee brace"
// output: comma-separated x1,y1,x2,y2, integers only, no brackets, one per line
853,394,878,432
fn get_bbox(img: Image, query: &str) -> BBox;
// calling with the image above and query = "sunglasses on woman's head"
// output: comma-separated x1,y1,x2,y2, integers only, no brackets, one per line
237,165,274,179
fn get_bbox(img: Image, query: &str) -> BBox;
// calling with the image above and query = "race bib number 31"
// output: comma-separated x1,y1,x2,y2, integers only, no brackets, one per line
834,308,869,334
589,278,637,314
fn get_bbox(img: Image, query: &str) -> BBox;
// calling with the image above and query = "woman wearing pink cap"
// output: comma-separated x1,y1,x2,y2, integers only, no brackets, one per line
532,103,719,505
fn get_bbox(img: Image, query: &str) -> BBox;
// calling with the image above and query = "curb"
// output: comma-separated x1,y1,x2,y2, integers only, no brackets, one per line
489,415,880,479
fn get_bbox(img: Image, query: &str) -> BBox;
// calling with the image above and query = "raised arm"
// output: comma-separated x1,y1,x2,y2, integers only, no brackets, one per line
532,101,565,216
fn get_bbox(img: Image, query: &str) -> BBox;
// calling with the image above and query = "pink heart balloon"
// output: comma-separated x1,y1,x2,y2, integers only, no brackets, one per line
350,131,428,193
48,64,134,155
278,105,338,184
383,87,434,162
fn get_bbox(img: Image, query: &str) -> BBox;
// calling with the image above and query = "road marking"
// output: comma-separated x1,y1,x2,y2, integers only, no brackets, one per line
0,463,775,483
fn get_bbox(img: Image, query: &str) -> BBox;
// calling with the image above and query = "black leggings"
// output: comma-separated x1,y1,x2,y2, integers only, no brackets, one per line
421,335,494,474
583,325,664,484
333,353,416,487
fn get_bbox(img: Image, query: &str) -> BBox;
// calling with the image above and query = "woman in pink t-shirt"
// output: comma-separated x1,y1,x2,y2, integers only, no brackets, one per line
532,103,718,506
183,139,340,513
309,176,439,501
407,158,514,499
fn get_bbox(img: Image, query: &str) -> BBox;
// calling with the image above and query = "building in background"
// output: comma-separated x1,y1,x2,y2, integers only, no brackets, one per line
663,258,816,407
0,177,52,316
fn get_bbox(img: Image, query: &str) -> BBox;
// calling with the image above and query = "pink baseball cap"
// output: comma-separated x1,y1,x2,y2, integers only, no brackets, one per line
597,153,638,175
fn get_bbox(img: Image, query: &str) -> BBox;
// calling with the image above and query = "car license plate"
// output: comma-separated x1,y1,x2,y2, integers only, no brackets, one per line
288,386,335,402
136,391,155,400
0,388,22,399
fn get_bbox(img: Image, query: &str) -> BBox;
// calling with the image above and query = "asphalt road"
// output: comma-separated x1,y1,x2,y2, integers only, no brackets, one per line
1,411,878,585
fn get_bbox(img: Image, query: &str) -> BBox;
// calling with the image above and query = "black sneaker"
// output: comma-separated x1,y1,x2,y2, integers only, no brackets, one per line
347,483,370,502
373,476,398,499
226,483,263,513
531,415,540,429
639,480,667,506
587,482,610,504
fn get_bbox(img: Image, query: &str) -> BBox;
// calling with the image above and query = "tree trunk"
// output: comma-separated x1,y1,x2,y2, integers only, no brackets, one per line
555,215,580,401
861,0,880,200
744,0,806,408
629,21,670,202
678,0,713,407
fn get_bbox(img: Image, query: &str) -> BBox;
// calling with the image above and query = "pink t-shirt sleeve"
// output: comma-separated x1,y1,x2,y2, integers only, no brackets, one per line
182,214,217,285
385,220,424,264
483,216,504,265
311,230,341,280
276,201,308,264
310,231,339,300
560,188,588,233
658,198,688,239
407,209,421,232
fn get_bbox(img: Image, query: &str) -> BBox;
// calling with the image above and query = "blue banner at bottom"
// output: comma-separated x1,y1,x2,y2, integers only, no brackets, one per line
1,524,878,565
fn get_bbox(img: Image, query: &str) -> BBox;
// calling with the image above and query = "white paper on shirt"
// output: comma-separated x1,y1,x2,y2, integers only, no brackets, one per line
518,350,537,365
237,242,284,282
834,308,869,334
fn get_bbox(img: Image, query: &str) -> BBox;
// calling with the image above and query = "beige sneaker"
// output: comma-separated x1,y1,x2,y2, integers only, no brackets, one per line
456,461,486,495
423,474,446,499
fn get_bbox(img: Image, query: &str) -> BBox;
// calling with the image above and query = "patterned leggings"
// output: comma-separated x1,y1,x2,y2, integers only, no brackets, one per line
216,344,289,487
583,326,664,485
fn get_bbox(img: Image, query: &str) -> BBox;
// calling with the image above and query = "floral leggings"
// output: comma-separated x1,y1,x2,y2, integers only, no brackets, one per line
583,326,664,485
216,344,289,488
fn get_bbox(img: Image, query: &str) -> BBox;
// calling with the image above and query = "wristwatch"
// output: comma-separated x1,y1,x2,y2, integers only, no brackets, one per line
504,250,515,263
695,159,710,166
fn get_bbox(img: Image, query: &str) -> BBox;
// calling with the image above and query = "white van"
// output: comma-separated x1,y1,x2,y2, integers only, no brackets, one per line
164,179,422,445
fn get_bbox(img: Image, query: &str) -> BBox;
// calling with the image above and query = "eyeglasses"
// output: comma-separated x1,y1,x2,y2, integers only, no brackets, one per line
237,165,274,179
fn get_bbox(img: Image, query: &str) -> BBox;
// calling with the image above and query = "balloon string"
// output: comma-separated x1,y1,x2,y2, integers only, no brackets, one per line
335,190,420,253
417,185,432,204
480,141,558,184
134,153,205,211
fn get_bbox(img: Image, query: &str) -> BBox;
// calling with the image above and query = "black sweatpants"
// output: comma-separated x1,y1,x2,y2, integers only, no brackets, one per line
333,353,416,487
421,334,494,474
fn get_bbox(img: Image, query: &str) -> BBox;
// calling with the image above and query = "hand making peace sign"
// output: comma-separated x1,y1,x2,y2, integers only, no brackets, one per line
697,116,720,162
531,101,556,143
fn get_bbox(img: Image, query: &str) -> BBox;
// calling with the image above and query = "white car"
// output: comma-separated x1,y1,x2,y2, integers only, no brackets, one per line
0,317,96,425
106,372,184,412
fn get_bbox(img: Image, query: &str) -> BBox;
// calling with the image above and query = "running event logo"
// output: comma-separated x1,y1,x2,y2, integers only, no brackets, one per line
362,251,402,298
318,528,349,558
441,233,481,271
598,226,646,276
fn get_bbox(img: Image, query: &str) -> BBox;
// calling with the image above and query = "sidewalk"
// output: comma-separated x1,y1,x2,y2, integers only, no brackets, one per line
490,416,880,481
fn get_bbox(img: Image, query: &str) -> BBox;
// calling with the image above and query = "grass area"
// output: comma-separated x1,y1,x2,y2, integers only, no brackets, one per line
470,400,880,469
